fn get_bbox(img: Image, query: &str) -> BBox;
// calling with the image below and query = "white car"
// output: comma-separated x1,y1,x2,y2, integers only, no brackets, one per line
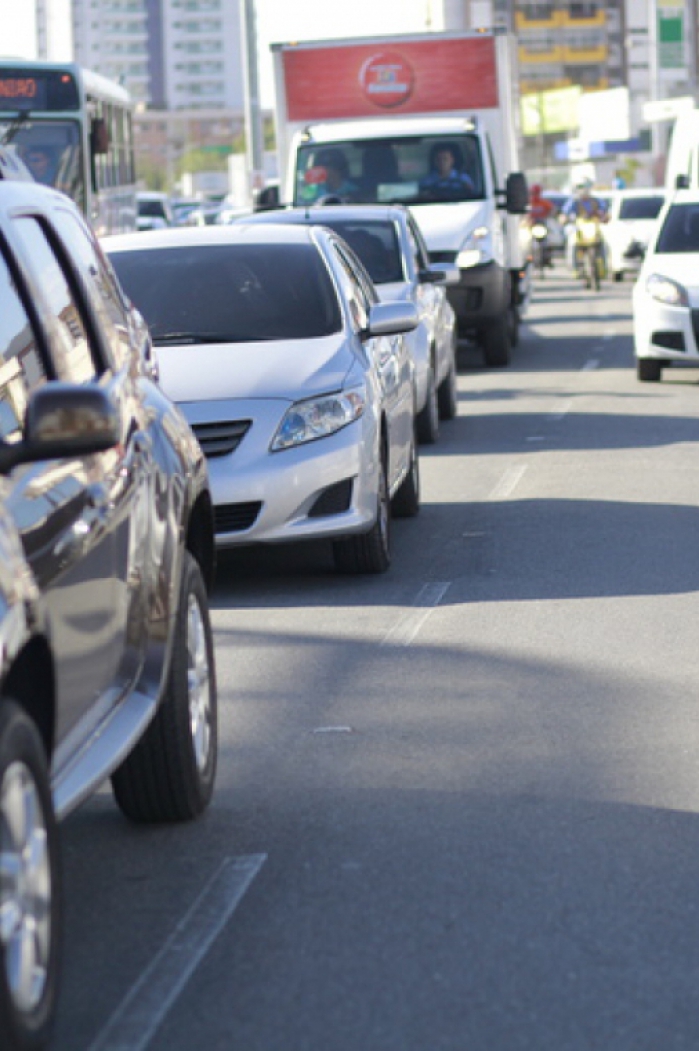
238,203,460,444
105,224,420,573
603,188,665,282
633,190,699,381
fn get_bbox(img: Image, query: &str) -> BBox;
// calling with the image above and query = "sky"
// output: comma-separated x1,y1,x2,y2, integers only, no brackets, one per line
0,0,435,107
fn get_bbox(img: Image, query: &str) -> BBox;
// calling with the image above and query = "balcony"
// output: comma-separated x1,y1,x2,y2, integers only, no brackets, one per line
515,10,563,30
561,9,606,29
562,44,608,63
519,44,564,64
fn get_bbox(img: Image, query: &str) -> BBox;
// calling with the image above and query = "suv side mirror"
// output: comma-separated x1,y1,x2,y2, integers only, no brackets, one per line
504,172,529,214
676,173,690,189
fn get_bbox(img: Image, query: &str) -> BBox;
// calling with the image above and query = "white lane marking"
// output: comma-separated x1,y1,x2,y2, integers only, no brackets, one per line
87,854,267,1051
312,725,353,734
381,582,450,647
582,359,600,371
489,464,527,501
550,398,573,421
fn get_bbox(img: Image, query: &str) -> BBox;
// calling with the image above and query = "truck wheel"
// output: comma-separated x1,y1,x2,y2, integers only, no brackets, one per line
333,451,391,574
111,552,218,823
637,359,662,382
482,316,511,367
415,365,439,444
0,700,61,1051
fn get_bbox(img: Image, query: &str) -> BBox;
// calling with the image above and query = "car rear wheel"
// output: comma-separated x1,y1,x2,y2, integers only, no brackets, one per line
437,352,458,421
416,364,439,444
112,553,218,823
391,431,420,518
0,700,61,1051
333,451,391,574
637,358,663,382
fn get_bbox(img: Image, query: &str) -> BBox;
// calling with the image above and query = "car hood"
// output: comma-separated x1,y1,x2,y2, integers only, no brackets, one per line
409,200,487,251
155,334,355,403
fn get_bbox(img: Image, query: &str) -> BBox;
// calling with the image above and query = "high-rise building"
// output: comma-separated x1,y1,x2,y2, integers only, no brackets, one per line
69,0,243,112
42,0,248,191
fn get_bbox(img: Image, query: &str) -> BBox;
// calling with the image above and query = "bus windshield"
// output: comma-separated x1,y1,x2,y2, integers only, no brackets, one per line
293,134,486,207
1,120,84,211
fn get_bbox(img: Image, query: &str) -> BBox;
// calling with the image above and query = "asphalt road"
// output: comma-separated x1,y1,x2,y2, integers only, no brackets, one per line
54,265,699,1051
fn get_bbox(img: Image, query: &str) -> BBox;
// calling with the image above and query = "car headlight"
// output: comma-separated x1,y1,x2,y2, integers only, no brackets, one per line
271,389,365,451
646,273,689,307
456,226,491,269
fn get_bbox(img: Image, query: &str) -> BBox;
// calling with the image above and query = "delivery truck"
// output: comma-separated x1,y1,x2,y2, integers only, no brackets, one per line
268,29,529,367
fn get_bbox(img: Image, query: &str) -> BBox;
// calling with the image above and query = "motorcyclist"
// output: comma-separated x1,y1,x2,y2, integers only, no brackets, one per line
562,180,608,279
527,184,555,272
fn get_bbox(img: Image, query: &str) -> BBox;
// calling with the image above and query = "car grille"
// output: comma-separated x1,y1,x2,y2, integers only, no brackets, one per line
191,420,251,458
214,502,262,534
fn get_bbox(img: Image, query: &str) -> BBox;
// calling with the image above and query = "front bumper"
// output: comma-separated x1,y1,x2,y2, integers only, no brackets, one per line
634,298,699,363
430,257,509,333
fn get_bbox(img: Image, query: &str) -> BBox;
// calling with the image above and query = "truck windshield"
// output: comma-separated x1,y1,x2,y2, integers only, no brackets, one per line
294,134,485,207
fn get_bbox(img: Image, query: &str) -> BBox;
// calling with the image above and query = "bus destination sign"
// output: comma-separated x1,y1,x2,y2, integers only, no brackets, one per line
0,71,79,111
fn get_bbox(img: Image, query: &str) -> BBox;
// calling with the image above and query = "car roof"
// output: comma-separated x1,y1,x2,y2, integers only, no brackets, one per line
0,178,71,215
243,204,407,226
103,223,319,253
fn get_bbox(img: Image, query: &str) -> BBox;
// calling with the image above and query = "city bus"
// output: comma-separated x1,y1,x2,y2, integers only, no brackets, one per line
0,59,137,235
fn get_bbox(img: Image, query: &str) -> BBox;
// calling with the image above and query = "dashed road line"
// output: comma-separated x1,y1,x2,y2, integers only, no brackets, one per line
87,854,267,1051
382,582,451,647
489,464,527,500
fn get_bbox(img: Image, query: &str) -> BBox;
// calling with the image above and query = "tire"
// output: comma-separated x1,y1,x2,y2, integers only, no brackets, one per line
437,354,458,420
637,358,662,382
112,552,218,823
481,315,511,368
391,431,420,518
415,364,439,444
508,304,520,348
333,450,391,574
0,700,61,1051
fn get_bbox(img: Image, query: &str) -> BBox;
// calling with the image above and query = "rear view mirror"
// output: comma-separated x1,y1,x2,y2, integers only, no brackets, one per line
676,174,690,189
504,172,529,215
254,184,281,211
366,301,419,338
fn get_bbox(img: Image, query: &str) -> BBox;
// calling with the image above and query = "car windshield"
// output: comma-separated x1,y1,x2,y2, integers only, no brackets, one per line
109,242,342,343
619,196,664,221
138,199,169,218
317,219,404,284
654,204,699,253
0,120,85,210
293,134,485,207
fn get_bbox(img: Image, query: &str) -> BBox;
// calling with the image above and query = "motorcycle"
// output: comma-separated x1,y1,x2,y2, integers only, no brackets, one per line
574,215,604,291
530,220,553,278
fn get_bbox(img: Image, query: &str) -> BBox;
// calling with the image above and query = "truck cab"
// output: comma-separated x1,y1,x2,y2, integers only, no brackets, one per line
287,117,528,366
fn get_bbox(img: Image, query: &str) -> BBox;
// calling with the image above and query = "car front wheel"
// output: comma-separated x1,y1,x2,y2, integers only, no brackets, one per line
333,450,391,574
111,552,218,823
637,358,662,382
0,699,61,1051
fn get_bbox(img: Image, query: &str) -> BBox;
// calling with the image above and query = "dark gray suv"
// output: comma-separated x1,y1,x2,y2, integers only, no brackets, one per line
0,180,217,1050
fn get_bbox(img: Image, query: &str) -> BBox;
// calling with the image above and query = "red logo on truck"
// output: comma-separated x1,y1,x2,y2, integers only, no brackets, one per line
359,52,414,109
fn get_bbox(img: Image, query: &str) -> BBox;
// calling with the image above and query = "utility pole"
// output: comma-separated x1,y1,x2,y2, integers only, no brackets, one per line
240,0,264,204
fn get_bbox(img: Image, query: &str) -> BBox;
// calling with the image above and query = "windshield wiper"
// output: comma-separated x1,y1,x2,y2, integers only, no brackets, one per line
152,331,239,345
1,112,29,146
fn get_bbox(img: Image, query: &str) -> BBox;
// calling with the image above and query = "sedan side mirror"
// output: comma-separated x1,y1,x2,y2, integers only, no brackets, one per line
419,262,460,287
365,301,419,338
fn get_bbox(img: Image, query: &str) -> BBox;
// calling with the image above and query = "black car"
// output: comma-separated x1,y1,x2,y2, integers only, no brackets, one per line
0,180,217,1050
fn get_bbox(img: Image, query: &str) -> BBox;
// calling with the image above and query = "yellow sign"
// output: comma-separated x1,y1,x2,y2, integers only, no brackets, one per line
521,86,582,136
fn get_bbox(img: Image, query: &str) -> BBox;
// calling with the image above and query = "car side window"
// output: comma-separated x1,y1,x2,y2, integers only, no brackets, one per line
50,208,133,371
0,248,48,441
11,217,97,384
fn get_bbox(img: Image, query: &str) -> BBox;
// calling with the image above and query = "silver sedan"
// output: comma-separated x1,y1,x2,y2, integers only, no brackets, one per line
105,224,420,573
239,202,460,445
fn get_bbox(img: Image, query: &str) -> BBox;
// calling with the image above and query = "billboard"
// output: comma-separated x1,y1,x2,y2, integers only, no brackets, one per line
280,37,499,121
